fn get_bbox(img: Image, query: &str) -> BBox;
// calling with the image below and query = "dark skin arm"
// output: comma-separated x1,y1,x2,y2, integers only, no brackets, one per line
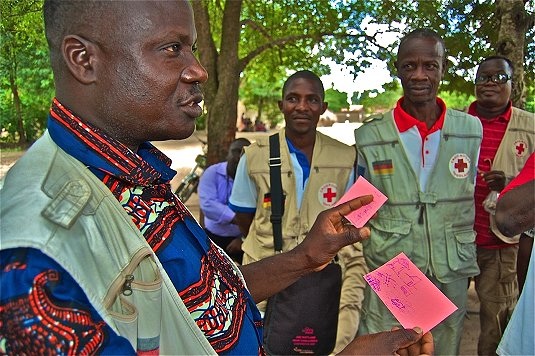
517,233,533,293
238,195,373,303
494,179,535,237
234,212,255,237
225,237,243,255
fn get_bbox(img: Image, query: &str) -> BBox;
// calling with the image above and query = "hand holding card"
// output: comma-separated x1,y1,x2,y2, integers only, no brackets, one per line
364,252,458,333
335,176,388,228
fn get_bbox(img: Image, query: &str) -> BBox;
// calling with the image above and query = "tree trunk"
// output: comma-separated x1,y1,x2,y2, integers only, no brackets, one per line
8,71,27,145
193,0,243,165
495,0,531,108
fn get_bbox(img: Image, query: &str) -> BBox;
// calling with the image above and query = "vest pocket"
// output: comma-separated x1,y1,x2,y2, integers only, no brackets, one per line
106,253,164,353
446,226,477,272
366,218,412,265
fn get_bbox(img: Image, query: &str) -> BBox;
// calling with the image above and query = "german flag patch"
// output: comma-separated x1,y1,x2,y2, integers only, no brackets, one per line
372,160,393,175
263,193,272,208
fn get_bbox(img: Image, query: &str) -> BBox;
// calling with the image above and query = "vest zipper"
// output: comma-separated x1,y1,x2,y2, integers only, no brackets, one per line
122,274,134,296
443,133,481,141
418,204,425,225
358,139,398,149
102,247,154,309
506,127,534,134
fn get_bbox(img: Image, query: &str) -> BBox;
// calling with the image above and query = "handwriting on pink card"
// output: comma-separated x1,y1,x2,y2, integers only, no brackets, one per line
335,176,387,228
364,253,458,333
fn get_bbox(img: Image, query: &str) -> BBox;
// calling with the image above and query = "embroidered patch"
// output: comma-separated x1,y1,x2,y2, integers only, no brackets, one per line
318,183,338,207
372,160,393,175
263,193,271,209
512,139,528,157
449,153,471,179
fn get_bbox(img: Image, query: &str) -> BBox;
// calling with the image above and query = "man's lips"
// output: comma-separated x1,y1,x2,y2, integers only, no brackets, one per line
179,94,204,118
478,89,499,96
408,85,430,92
292,115,311,120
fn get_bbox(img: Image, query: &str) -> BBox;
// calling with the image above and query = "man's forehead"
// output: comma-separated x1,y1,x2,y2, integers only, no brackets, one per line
285,79,322,95
477,59,510,73
398,37,444,58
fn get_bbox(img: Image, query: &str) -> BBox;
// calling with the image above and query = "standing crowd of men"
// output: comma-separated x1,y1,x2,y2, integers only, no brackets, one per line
0,1,533,355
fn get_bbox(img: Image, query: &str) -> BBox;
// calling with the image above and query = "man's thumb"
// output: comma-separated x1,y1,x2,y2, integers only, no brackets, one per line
388,327,422,351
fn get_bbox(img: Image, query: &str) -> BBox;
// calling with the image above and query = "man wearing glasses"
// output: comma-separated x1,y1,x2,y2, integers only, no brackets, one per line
467,55,534,355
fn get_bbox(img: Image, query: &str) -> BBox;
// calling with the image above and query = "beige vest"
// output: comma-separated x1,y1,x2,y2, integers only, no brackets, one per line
241,129,356,260
0,132,225,354
490,107,535,242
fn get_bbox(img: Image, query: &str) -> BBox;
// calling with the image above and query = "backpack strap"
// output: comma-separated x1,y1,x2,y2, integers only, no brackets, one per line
269,133,283,252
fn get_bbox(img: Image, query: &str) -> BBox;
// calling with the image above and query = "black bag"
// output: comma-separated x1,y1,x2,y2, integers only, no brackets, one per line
263,133,342,355
263,263,342,355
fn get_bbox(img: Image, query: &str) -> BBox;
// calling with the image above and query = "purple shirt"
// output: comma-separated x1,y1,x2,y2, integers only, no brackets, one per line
198,161,241,237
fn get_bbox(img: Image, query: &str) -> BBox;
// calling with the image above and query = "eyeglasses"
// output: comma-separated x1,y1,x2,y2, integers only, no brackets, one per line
474,73,512,85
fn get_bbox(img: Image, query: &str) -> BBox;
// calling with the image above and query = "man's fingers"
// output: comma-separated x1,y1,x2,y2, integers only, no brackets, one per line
334,195,374,218
386,328,421,352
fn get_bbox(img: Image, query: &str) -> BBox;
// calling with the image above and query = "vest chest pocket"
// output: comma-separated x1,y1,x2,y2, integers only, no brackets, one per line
366,217,412,266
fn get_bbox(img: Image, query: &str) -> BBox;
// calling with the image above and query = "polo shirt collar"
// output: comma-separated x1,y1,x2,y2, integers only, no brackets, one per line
393,97,447,138
467,100,512,122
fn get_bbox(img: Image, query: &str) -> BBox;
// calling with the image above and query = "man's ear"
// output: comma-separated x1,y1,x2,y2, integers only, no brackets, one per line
321,102,328,114
278,100,283,112
61,35,97,84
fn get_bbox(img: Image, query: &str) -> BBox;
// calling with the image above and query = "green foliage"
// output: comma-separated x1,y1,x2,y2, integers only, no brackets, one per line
2,0,533,146
1,0,53,144
356,82,403,114
238,64,286,129
525,85,535,113
439,89,475,111
324,88,349,112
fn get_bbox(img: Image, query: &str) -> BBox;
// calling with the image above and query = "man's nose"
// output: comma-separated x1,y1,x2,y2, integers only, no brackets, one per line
295,98,308,111
182,56,209,84
412,65,428,80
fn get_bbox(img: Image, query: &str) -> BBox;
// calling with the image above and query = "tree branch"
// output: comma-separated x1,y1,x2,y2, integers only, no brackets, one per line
238,31,386,73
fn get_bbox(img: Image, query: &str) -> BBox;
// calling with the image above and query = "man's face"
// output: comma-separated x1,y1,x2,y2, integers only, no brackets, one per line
227,140,250,179
395,37,446,107
278,78,327,136
93,1,208,148
475,59,512,109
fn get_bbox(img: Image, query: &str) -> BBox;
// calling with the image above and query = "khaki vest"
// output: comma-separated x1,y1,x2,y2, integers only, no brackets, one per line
241,129,355,260
0,132,225,354
489,107,535,242
355,110,482,283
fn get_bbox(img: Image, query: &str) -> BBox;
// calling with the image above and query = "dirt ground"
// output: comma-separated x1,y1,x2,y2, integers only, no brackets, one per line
0,131,481,355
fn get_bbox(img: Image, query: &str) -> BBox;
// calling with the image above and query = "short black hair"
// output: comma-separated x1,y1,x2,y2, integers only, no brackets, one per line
398,28,446,58
282,70,325,100
43,0,108,70
478,55,514,75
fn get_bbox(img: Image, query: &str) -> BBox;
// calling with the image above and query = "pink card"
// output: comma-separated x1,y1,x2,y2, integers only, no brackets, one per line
335,176,388,228
364,252,458,333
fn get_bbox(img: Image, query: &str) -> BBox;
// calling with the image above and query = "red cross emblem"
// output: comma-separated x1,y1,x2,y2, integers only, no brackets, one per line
513,139,528,157
454,158,468,173
323,187,337,203
449,153,471,179
318,183,338,207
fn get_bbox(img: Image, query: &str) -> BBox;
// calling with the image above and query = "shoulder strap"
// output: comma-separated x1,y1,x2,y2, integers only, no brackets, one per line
269,133,283,252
